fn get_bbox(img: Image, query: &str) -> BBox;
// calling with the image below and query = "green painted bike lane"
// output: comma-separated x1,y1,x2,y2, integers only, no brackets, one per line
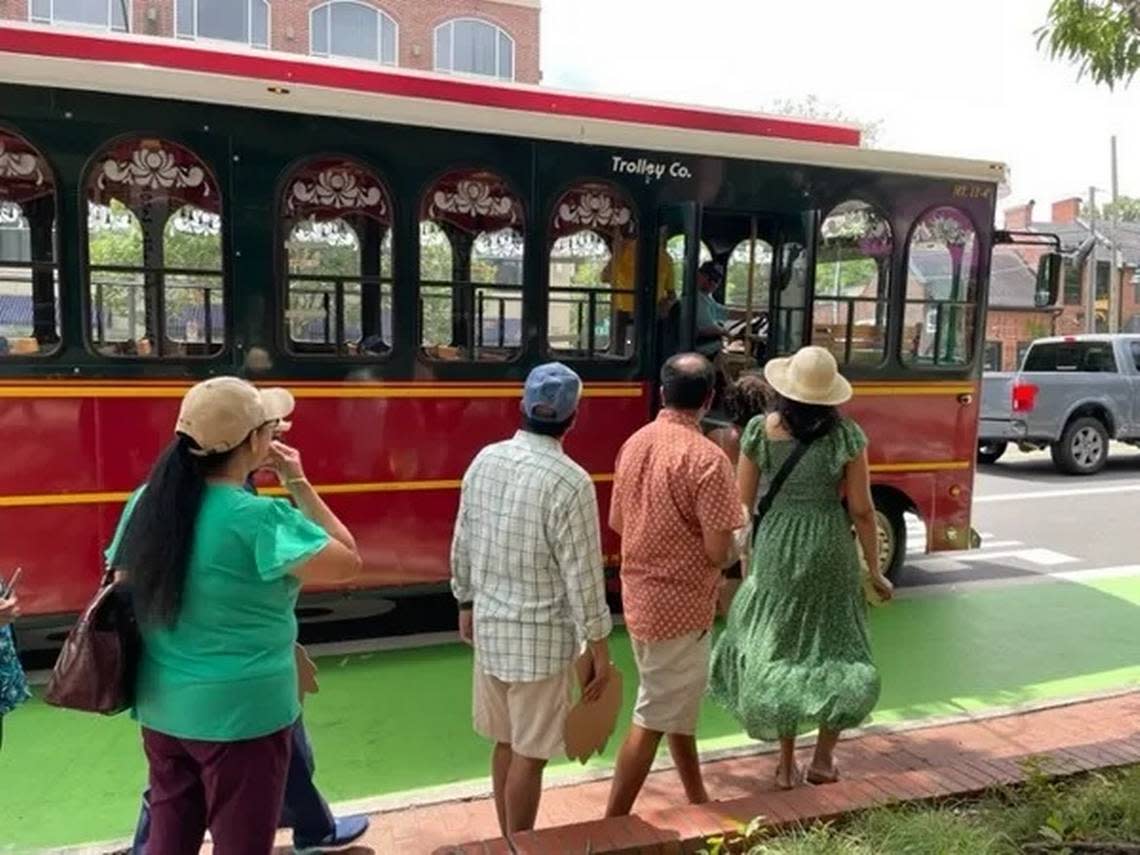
6,575,1140,851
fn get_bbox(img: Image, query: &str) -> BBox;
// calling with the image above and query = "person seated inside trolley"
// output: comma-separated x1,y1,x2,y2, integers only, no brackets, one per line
695,260,729,359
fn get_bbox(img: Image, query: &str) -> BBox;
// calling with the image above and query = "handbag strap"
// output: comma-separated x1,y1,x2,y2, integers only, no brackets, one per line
753,435,815,534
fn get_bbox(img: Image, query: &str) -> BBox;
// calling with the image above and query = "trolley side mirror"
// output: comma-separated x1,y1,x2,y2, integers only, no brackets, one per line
1035,252,1062,308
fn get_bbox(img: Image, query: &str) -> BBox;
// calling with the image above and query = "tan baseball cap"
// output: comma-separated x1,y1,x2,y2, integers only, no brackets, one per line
175,376,295,457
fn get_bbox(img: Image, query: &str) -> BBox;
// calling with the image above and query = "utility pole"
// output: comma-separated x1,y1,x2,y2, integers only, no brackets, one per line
1110,136,1120,334
1087,186,1098,334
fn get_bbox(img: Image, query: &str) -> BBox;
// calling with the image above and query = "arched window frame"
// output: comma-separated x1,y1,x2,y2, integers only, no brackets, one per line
0,125,61,357
175,0,270,49
83,134,226,360
433,17,515,81
309,1,399,66
29,0,129,32
279,154,395,359
902,204,981,368
812,198,894,367
417,167,526,362
546,179,639,361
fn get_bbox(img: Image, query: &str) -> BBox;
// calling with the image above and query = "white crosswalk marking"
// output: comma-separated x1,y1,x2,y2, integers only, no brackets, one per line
900,512,1078,573
909,547,1078,571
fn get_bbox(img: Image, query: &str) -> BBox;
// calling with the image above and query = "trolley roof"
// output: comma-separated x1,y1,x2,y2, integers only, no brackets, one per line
0,23,1008,185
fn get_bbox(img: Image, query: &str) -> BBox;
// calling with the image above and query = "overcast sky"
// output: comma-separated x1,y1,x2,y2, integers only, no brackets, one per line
540,0,1139,218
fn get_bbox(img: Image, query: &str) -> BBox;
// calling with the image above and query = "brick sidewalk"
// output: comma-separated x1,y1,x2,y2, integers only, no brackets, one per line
181,692,1139,855
349,692,1140,854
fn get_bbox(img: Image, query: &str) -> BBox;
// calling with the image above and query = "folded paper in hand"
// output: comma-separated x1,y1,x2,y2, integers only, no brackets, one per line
564,652,623,764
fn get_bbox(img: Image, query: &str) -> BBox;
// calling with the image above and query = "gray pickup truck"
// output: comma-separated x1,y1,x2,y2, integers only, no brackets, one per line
978,335,1140,474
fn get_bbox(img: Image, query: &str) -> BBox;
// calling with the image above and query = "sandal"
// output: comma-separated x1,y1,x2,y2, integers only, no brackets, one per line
805,764,840,785
775,763,801,791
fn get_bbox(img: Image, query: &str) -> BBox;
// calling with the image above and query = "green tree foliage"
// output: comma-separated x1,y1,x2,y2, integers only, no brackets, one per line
1038,0,1140,87
1101,195,1140,222
767,95,883,148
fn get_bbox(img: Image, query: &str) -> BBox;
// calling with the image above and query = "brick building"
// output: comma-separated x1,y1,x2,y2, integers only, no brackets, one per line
1,0,541,83
987,198,1140,371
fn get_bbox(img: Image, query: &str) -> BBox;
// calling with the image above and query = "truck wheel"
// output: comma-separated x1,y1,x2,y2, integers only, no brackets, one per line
977,441,1008,465
875,504,906,581
1051,417,1109,475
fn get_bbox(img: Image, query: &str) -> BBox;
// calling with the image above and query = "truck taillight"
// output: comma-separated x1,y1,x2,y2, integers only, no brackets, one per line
1012,382,1038,413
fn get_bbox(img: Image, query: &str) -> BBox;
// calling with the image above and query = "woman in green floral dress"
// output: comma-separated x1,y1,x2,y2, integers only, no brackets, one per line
709,346,893,789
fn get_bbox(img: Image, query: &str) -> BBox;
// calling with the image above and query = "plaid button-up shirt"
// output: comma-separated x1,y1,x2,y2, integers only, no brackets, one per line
451,430,612,682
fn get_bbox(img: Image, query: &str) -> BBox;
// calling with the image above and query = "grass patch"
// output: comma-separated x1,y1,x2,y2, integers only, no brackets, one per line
702,762,1140,854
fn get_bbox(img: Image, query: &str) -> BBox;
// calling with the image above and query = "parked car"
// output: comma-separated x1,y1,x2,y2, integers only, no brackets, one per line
978,335,1140,475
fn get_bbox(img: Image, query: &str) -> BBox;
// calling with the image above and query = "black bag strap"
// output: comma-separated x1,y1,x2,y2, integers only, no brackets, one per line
753,435,815,535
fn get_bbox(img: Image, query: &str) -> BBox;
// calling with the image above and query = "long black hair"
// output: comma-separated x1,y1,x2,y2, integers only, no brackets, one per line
113,434,236,627
774,393,841,443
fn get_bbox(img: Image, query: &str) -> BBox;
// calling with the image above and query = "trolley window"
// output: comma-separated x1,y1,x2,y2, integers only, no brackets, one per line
419,169,524,362
86,137,225,358
0,127,59,357
282,157,393,358
813,200,892,366
547,181,638,360
903,206,979,367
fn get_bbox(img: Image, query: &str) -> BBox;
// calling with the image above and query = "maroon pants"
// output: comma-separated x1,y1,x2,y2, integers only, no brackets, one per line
142,726,293,855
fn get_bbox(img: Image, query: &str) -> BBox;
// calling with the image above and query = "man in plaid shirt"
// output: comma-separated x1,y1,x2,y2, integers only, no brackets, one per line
451,362,613,836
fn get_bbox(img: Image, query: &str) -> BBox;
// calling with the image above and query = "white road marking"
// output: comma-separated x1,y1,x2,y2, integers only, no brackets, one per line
897,564,1140,597
977,483,1140,503
908,547,1076,568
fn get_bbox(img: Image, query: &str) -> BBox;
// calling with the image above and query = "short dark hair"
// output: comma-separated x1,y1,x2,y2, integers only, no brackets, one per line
661,353,715,410
521,414,574,438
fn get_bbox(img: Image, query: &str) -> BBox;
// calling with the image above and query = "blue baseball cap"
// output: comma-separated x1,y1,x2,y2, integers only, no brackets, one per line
522,362,582,423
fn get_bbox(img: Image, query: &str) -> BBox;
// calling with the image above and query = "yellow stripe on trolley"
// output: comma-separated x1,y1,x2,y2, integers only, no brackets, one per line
0,474,617,509
870,461,971,473
853,384,975,397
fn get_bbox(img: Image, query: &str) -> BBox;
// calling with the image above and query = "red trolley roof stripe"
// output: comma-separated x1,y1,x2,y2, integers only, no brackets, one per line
0,23,860,147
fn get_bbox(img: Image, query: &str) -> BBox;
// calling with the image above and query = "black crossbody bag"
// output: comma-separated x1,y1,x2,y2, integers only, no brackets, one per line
751,436,815,548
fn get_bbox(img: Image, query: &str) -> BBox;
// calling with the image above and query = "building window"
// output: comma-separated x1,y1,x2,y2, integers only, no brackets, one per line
419,169,524,361
310,2,397,65
902,206,979,367
0,127,60,357
547,182,639,360
86,137,225,358
282,157,392,357
812,200,892,366
30,0,127,31
983,340,1001,371
176,0,269,48
434,18,514,80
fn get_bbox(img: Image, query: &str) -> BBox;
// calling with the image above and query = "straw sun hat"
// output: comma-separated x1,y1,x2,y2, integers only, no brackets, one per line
763,346,852,407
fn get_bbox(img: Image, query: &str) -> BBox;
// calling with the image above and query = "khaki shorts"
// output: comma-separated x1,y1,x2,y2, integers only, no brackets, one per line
473,663,573,761
631,630,711,736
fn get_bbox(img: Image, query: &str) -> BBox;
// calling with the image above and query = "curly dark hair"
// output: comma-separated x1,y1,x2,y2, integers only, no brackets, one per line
724,373,773,428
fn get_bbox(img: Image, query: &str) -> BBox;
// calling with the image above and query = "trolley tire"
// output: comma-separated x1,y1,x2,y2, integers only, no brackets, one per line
875,503,906,581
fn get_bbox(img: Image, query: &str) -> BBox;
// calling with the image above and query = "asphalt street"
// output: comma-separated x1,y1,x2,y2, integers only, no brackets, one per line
897,443,1140,589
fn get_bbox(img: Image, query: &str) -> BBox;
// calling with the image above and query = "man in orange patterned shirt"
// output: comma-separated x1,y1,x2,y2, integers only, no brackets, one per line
605,353,746,817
